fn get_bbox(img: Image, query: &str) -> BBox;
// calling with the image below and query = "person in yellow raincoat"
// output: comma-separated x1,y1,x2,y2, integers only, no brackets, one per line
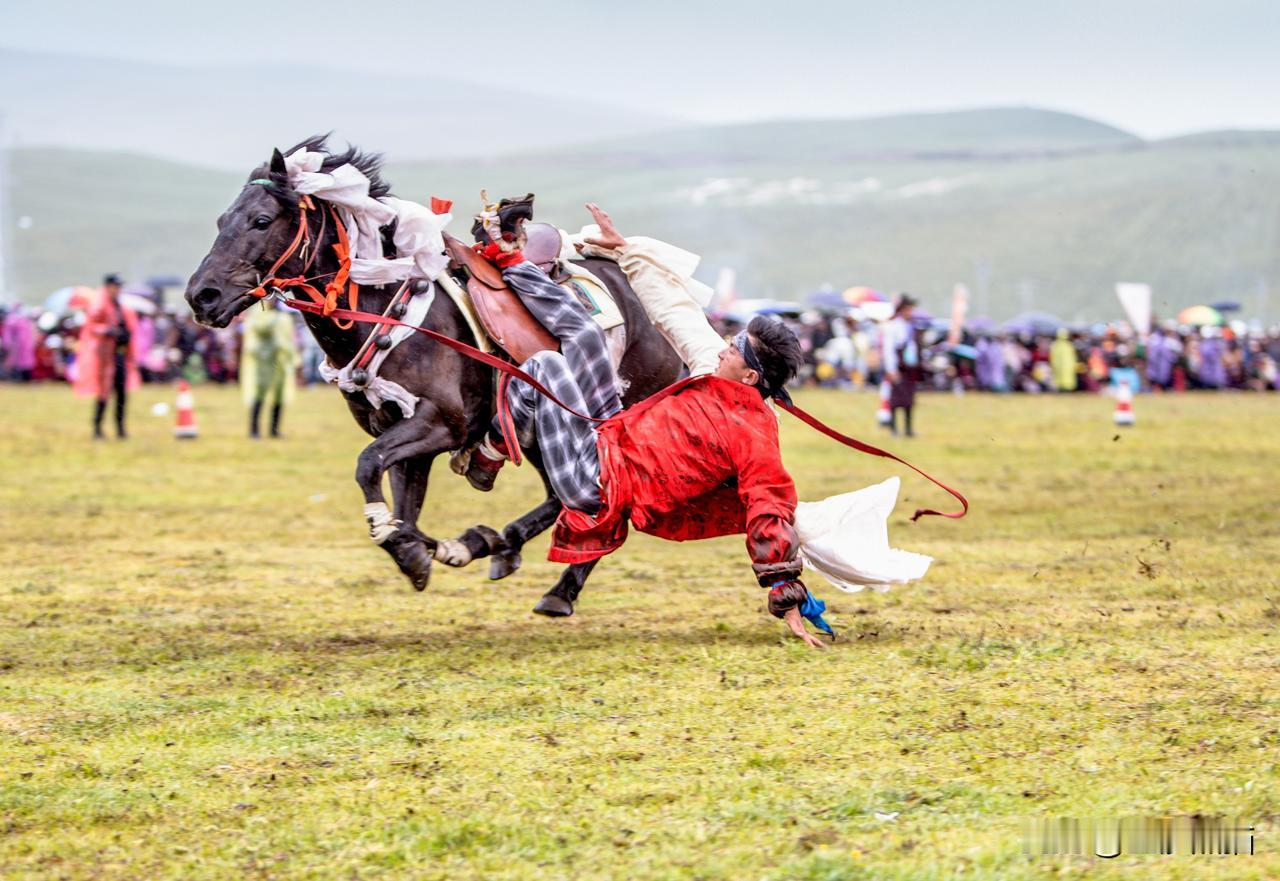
1050,328,1079,392
239,300,298,438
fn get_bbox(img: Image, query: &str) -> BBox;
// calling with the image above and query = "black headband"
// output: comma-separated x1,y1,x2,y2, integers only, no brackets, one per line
732,330,792,405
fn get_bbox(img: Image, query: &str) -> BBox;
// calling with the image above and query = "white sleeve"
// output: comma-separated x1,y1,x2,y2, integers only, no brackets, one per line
578,235,725,376
881,321,900,375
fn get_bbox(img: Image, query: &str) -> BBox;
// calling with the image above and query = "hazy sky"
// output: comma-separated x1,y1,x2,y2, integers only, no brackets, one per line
5,0,1279,138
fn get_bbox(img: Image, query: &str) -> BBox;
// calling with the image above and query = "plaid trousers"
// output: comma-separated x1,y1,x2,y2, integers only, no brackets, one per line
502,262,621,421
496,261,622,515
502,350,603,514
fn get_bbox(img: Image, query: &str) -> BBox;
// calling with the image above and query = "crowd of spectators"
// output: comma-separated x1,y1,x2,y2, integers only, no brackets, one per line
712,314,1280,394
5,295,1279,394
1,300,327,387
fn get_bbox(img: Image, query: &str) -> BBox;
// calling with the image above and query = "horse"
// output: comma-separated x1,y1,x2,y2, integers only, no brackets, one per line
186,136,683,614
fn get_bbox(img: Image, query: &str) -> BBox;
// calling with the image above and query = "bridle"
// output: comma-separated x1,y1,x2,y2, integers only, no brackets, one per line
244,185,360,329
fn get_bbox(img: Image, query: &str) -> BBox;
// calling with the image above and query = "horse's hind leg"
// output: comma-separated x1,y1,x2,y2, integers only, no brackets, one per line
532,560,599,617
488,450,560,578
437,447,561,580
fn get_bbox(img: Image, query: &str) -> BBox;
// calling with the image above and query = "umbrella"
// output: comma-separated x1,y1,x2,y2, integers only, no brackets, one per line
43,286,96,314
807,289,850,310
966,316,997,332
947,343,979,360
1177,305,1224,326
120,292,157,315
909,309,936,330
723,299,804,323
1002,311,1062,335
1210,300,1241,313
860,301,895,322
120,284,159,315
146,274,186,288
843,286,887,306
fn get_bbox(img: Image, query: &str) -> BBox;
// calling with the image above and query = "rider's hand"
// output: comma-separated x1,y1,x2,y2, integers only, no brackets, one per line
581,202,627,251
784,606,826,649
767,579,824,649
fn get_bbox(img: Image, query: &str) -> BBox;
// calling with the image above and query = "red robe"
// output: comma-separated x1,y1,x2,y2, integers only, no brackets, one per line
548,375,802,585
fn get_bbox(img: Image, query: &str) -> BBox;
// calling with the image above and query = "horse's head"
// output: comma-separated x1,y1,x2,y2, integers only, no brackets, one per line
186,147,299,327
186,136,391,327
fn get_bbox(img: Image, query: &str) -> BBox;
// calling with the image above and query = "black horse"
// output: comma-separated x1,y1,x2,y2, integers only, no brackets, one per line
186,136,682,613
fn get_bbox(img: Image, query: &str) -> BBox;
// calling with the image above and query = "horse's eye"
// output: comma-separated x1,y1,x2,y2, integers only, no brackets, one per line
252,215,272,230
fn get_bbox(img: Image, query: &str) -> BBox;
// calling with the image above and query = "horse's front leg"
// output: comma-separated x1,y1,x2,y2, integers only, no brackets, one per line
383,454,438,588
356,405,455,590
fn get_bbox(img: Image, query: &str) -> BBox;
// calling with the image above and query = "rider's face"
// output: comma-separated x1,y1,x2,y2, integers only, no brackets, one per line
716,338,760,386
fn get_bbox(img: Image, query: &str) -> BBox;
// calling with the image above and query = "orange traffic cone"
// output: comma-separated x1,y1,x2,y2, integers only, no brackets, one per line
1113,379,1135,426
877,380,892,426
174,380,199,439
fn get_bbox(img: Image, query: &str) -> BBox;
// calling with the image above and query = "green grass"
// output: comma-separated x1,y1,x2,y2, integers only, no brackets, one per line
0,384,1277,880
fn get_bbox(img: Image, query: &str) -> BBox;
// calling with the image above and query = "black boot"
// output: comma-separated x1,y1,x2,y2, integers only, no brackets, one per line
92,400,107,440
465,436,508,492
115,394,128,439
249,400,262,438
270,403,283,438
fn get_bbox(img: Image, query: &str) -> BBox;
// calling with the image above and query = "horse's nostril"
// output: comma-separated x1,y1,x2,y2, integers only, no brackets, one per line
195,287,222,306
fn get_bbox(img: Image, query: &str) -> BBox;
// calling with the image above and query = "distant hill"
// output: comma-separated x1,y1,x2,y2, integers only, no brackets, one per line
6,108,1279,322
0,47,682,168
550,107,1142,163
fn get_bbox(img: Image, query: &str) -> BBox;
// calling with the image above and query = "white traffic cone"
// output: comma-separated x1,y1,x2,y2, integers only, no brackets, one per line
174,380,199,439
1113,379,1135,426
877,380,892,426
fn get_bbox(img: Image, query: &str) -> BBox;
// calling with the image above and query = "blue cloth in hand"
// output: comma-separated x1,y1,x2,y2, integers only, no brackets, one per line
799,593,835,637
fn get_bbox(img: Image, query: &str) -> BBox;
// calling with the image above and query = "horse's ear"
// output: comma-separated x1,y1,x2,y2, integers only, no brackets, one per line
269,148,287,177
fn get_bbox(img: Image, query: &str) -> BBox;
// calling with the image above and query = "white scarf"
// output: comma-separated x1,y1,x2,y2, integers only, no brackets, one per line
283,149,452,284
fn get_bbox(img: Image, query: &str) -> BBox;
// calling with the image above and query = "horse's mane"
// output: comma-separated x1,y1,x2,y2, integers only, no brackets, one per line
249,134,392,205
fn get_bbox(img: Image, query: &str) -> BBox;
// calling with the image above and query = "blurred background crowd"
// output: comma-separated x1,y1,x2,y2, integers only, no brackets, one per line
0,282,328,388
4,280,1278,394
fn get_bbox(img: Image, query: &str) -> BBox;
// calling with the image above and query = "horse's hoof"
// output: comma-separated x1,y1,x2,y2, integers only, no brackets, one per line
533,593,573,617
489,551,522,581
434,539,473,567
394,539,434,591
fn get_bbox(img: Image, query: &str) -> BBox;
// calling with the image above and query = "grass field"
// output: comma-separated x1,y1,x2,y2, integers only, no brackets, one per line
0,384,1277,880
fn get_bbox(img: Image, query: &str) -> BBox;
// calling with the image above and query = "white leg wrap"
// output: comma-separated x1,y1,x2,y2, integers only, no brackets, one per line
434,539,474,567
363,502,401,545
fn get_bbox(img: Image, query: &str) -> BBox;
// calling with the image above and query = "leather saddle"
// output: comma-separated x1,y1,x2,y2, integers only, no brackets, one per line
443,231,557,363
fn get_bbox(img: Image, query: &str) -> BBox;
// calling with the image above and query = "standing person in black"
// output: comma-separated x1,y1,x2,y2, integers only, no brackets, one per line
881,294,921,437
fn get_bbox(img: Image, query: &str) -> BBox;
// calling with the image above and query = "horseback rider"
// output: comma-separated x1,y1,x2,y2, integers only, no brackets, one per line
469,202,827,647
